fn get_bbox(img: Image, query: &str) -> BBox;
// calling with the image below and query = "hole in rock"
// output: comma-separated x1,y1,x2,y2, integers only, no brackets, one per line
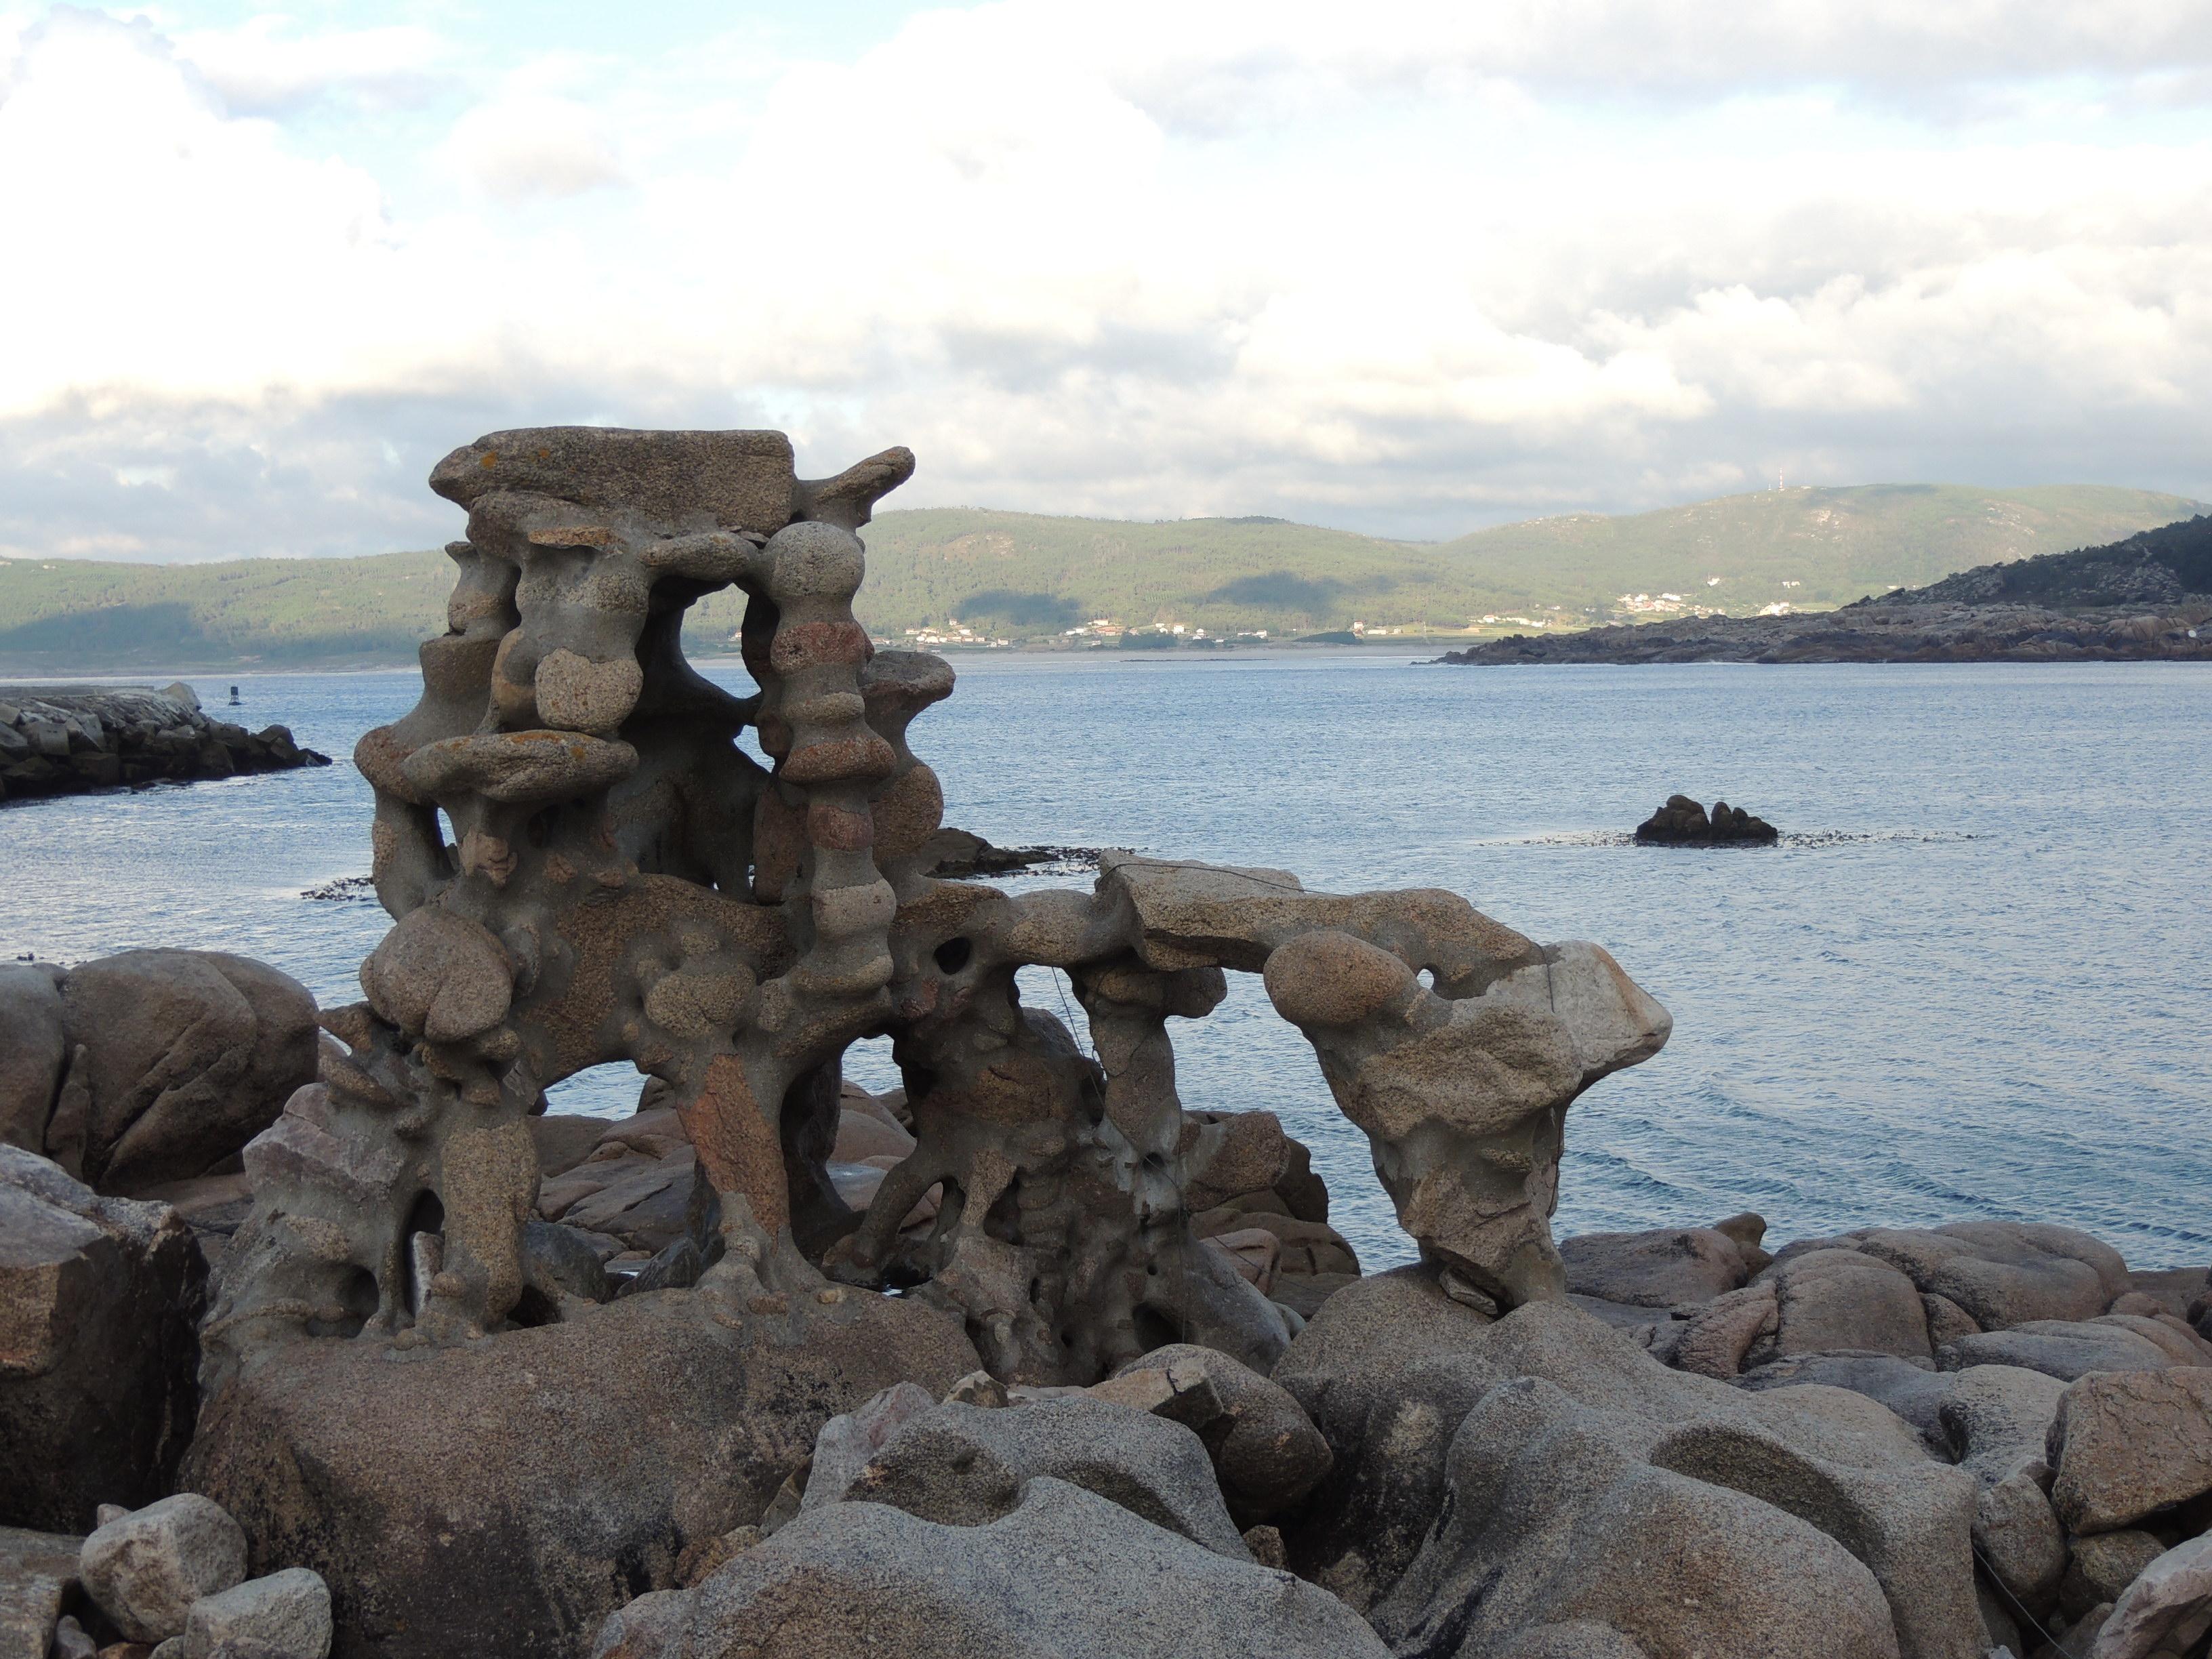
1144,968,1413,1275
933,936,974,975
306,1265,377,1339
541,1061,651,1121
730,725,774,778
405,1187,446,1240
1131,1303,1183,1352
400,1189,446,1313
985,1177,1023,1242
839,1034,901,1097
509,1282,560,1330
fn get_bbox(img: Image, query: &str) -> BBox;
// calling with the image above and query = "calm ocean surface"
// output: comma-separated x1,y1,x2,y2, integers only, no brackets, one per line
4,653,2207,1274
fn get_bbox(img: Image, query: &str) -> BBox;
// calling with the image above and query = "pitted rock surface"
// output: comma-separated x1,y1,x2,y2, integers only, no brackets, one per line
205,424,1668,1402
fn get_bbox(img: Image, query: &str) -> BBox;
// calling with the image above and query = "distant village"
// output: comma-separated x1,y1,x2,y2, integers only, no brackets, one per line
868,575,1818,651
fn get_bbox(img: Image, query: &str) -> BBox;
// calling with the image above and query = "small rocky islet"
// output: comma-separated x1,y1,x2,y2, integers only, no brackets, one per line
4,428,2209,1659
0,684,329,804
1634,794,1780,845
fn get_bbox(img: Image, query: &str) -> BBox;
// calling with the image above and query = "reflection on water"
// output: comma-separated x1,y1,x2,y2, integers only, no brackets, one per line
4,654,2207,1272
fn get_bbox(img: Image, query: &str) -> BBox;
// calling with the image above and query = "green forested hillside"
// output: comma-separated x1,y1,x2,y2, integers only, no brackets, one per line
0,483,2198,671
0,548,451,670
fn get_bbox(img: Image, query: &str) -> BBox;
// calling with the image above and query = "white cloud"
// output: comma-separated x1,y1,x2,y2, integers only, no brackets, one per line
1085,0,2212,117
0,12,427,408
0,0,2208,561
169,14,451,112
440,91,628,201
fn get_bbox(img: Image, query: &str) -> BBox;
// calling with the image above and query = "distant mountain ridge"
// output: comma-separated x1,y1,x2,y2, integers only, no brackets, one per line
0,483,2201,672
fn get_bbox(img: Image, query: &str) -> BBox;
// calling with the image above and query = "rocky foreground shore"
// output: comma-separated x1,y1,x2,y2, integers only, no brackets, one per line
0,684,329,804
5,947,2211,1659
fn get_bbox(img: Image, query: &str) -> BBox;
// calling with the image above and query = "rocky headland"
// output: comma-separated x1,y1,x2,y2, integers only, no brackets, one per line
4,429,2209,1659
1441,514,2212,666
0,684,329,804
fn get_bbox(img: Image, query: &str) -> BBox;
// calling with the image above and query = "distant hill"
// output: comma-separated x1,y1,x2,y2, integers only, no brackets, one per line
1443,512,2212,667
1859,512,2212,609
1426,484,2205,617
0,549,449,672
0,483,2200,672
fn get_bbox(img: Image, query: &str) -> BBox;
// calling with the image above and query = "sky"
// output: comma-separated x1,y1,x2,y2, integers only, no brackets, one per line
1,1,2209,561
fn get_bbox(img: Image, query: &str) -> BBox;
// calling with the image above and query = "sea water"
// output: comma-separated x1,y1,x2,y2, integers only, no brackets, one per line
3,654,2206,1274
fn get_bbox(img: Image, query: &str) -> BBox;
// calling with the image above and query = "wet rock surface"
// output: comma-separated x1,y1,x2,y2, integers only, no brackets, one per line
0,686,328,806
918,826,1099,878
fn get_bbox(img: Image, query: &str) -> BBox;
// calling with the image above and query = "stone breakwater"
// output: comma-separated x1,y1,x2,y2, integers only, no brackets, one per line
0,684,329,804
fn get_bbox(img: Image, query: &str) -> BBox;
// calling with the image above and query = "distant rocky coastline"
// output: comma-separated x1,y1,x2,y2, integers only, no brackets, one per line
1441,514,2212,666
0,684,329,804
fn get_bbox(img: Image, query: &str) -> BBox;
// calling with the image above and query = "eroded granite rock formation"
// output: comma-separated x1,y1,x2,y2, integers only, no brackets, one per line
11,432,2210,1659
163,426,1679,1657
203,425,1670,1405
